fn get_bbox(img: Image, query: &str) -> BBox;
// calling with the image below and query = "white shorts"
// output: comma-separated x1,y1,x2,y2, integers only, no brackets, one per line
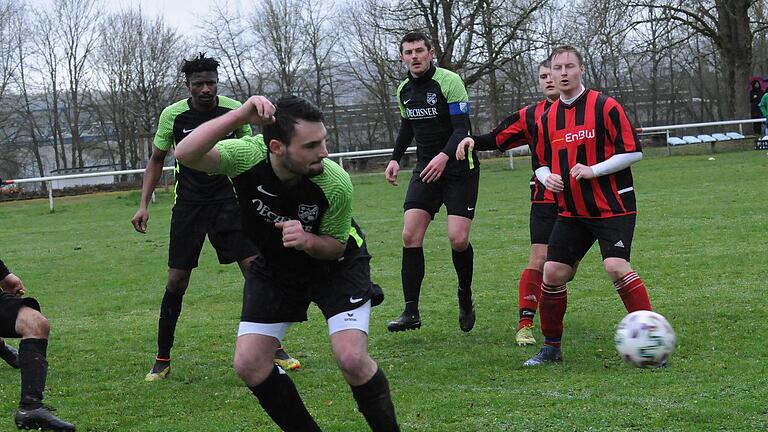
237,300,371,341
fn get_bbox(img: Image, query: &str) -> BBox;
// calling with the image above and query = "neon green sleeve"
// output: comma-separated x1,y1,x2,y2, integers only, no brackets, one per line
311,160,354,243
760,93,768,118
153,106,176,151
215,135,267,178
435,68,469,103
396,79,409,119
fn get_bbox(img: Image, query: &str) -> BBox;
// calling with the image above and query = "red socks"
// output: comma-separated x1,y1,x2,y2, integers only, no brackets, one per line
539,282,567,345
518,268,543,329
614,271,652,312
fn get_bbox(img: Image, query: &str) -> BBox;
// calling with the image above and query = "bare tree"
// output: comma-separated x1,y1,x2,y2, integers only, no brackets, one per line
33,9,68,170
54,0,101,167
132,16,186,166
13,2,48,183
338,0,404,149
634,0,754,118
199,0,258,101
251,0,307,94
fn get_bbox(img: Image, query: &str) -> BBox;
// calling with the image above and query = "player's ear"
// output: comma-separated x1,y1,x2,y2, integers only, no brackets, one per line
268,138,285,155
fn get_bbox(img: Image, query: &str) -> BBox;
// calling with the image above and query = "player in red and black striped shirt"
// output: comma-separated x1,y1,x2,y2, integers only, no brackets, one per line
457,59,579,346
524,45,653,366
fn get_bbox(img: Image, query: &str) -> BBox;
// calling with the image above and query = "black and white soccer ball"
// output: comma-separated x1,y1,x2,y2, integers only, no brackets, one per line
615,310,675,368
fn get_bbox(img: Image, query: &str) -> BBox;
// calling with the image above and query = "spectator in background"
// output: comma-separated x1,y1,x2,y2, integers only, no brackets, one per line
758,83,768,137
749,80,764,135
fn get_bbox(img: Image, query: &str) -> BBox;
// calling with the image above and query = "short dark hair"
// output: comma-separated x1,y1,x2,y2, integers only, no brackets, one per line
538,59,551,69
549,45,583,66
263,96,325,150
181,52,219,78
400,31,432,53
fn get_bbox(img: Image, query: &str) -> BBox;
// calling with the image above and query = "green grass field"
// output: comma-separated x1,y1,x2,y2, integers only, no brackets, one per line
1,150,767,431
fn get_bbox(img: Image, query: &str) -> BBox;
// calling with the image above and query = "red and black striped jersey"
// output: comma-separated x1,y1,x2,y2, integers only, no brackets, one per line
473,99,554,203
532,89,641,219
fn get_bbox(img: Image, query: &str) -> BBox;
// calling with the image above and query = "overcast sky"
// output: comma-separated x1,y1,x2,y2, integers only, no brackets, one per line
25,0,249,36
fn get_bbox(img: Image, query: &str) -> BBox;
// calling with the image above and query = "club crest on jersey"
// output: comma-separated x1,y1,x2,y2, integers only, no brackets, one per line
426,92,437,105
298,204,319,223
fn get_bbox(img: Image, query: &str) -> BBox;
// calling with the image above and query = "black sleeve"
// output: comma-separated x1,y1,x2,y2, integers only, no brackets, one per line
391,118,414,163
471,132,499,152
0,259,10,279
441,113,471,159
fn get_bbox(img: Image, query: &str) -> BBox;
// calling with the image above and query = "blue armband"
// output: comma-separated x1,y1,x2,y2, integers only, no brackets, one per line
448,101,470,115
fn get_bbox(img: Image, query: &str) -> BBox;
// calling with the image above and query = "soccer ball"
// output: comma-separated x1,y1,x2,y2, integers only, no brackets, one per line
614,310,675,368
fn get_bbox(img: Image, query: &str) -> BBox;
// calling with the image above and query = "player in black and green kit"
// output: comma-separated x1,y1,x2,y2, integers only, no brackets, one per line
174,95,399,431
385,32,478,333
131,53,298,381
0,259,76,431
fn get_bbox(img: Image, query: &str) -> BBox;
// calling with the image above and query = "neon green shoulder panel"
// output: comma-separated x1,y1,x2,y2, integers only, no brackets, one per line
396,79,410,118
215,135,268,178
433,67,468,103
153,99,189,151
309,159,354,243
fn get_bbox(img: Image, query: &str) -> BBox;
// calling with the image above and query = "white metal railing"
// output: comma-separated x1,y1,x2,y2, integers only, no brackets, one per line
0,148,415,212
1,117,764,211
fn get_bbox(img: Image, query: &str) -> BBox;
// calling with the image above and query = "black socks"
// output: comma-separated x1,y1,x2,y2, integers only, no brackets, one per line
157,288,184,359
350,368,400,432
18,338,48,410
249,365,321,432
452,243,474,309
402,247,424,314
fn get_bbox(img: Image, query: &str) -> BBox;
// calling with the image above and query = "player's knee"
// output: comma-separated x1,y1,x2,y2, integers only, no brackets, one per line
603,258,632,281
334,349,367,376
402,228,424,247
166,274,190,295
543,261,571,285
17,307,49,339
448,235,469,251
233,352,271,386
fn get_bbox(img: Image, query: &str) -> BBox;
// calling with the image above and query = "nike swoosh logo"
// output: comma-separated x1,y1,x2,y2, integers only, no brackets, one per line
182,128,195,133
403,99,411,105
467,207,475,211
257,185,277,197
349,296,364,303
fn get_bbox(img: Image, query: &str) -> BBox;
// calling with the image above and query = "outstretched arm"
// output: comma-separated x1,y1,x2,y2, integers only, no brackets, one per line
175,96,276,173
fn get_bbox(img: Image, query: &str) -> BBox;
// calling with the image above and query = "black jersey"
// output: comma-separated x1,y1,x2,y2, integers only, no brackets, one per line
391,64,475,177
215,135,366,276
154,95,251,204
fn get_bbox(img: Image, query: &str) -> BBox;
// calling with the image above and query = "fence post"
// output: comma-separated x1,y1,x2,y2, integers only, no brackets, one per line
47,181,54,213
508,151,514,170
666,130,671,156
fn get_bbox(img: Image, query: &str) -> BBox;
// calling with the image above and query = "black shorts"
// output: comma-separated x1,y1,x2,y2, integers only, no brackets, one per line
0,293,40,338
240,249,379,324
168,201,258,270
529,202,558,245
547,214,636,266
403,170,479,219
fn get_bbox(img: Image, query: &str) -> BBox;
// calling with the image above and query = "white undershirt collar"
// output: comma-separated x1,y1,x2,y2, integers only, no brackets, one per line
560,85,586,105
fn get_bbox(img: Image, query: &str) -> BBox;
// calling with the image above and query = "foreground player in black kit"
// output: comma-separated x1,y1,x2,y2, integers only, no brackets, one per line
132,53,298,380
0,259,75,431
175,95,399,431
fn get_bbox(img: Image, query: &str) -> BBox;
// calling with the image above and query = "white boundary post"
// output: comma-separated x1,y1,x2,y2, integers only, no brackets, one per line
47,181,54,212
